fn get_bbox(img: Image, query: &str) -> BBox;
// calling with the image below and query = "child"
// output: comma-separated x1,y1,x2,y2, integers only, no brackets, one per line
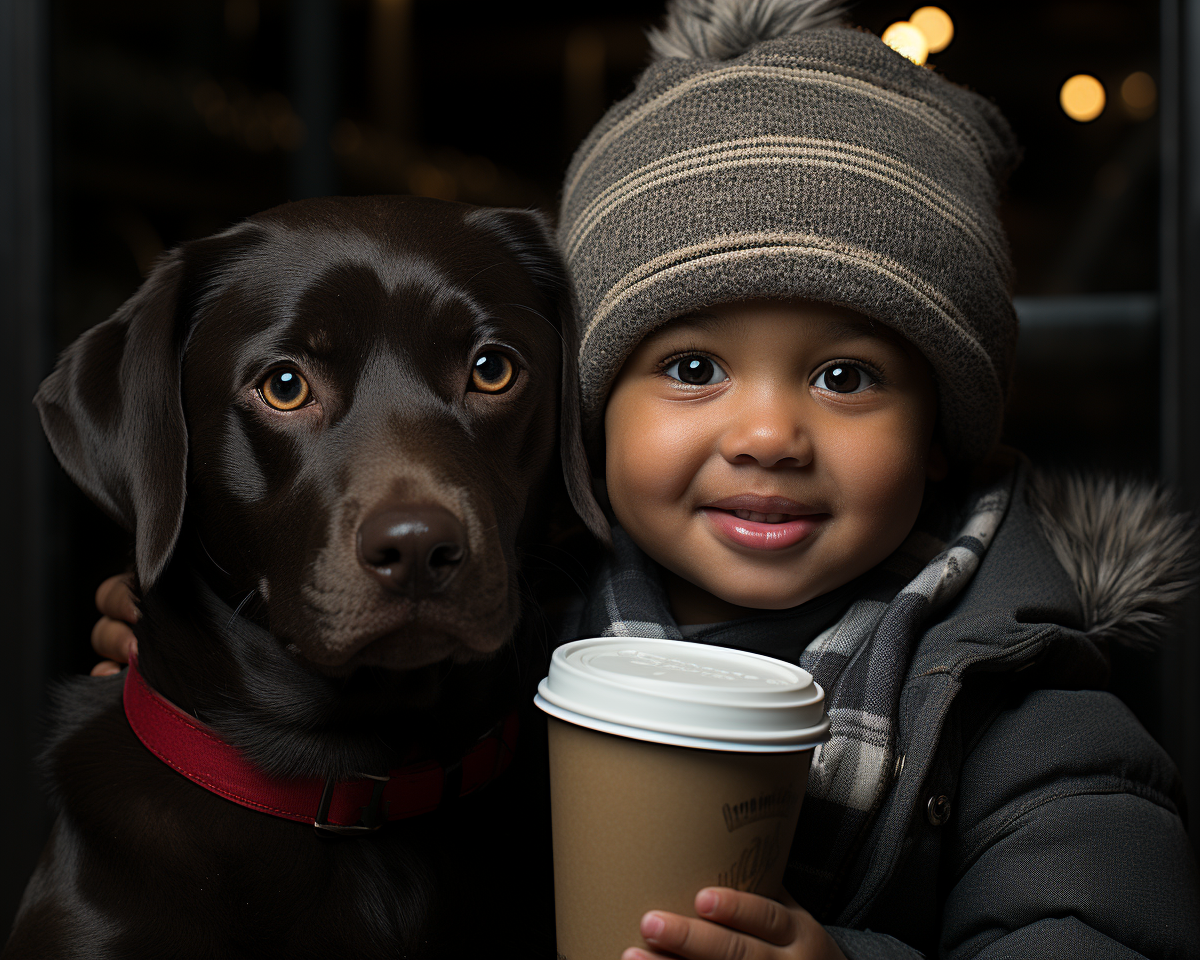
554,1,1200,957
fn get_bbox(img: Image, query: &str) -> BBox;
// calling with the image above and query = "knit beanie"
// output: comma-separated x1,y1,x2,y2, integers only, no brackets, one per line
559,0,1021,464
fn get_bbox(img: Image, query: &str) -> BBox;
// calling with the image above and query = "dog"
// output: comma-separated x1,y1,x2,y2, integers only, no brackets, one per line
4,195,607,958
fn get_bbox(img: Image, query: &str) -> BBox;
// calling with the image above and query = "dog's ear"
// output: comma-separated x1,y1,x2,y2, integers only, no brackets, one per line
464,207,611,547
34,226,260,588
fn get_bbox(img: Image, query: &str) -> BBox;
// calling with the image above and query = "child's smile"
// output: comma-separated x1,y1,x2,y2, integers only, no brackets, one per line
603,299,944,624
699,493,826,551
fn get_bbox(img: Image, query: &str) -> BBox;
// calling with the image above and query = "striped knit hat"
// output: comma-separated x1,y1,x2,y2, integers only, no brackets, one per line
559,0,1021,463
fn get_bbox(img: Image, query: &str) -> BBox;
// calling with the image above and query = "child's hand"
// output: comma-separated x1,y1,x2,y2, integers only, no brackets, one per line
90,574,138,676
622,887,848,960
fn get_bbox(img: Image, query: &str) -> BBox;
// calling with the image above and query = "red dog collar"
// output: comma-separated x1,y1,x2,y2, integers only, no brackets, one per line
122,657,518,834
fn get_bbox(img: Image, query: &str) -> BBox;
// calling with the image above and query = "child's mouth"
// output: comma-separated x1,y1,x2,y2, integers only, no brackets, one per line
730,509,796,523
701,504,827,551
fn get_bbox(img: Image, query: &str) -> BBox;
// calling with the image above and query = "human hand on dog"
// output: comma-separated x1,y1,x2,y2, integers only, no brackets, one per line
91,574,138,676
622,888,848,960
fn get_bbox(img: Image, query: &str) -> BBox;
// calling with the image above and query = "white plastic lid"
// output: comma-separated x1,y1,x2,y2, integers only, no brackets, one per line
535,637,829,752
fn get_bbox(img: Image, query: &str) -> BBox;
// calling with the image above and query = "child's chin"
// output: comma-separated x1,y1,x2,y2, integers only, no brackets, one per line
706,579,824,613
729,591,818,611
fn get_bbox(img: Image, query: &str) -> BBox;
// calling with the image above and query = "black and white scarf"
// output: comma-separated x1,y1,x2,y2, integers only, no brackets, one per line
568,471,1014,914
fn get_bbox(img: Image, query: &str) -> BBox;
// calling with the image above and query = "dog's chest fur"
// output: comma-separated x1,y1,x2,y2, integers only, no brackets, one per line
27,669,553,959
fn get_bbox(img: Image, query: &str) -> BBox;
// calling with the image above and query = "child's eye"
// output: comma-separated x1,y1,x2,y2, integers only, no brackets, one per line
663,354,728,385
813,363,876,394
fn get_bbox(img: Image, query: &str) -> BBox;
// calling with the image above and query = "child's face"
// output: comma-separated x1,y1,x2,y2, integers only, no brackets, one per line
604,299,943,623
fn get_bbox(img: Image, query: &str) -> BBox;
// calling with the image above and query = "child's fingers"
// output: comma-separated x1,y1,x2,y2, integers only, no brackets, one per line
91,615,137,665
95,574,139,624
92,575,139,669
635,908,781,960
694,887,797,946
90,659,125,678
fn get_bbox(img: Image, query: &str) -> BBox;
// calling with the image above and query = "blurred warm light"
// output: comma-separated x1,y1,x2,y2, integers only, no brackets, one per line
1121,71,1157,119
1060,74,1106,122
407,161,457,201
882,22,929,66
192,79,304,152
910,7,953,53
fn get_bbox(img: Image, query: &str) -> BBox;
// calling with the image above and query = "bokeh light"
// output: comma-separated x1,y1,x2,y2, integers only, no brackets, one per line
910,7,954,54
1060,74,1106,122
882,22,929,66
1120,71,1157,119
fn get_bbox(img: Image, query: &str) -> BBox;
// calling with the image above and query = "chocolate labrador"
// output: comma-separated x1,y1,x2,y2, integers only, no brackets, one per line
4,195,606,958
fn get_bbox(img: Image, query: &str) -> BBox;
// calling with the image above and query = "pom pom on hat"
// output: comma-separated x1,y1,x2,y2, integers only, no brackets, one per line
648,0,848,61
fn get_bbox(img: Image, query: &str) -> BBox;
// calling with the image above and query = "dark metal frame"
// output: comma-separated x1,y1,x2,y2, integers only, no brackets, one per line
0,0,53,932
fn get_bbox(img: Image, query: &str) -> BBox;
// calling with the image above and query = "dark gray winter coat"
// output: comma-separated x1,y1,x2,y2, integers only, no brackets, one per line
824,468,1200,959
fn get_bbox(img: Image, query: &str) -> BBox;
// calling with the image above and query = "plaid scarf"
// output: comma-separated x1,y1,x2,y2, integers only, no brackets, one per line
570,471,1014,915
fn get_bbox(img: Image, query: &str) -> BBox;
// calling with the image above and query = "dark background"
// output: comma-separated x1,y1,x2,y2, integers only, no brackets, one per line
5,0,1199,934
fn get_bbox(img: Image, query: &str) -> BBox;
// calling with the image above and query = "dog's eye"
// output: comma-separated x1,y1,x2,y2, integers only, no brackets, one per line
470,352,516,394
260,369,311,410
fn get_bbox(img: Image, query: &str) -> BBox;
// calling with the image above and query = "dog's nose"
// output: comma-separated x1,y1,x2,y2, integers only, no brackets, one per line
357,506,469,595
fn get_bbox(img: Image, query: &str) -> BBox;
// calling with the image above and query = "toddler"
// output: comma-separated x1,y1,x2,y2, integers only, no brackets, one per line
555,1,1200,957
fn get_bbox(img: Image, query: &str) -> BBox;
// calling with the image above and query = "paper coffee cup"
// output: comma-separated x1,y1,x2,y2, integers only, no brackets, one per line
535,638,828,960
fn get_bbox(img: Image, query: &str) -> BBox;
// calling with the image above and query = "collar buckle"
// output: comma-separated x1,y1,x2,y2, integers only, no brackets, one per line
313,772,390,836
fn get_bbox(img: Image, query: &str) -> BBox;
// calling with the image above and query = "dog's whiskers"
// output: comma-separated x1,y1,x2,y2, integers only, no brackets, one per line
463,260,505,285
227,590,257,626
197,533,233,577
501,302,567,346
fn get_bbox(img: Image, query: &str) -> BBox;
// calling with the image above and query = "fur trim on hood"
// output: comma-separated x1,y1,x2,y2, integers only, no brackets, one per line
1028,472,1197,648
646,0,848,61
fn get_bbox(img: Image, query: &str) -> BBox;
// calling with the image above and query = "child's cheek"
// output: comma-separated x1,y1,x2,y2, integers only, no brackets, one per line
820,410,929,538
607,400,699,506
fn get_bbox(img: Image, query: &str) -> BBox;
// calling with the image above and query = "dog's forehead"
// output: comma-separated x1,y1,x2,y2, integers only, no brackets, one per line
189,219,559,380
229,223,542,319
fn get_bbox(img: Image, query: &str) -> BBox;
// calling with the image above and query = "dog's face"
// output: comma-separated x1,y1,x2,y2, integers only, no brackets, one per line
36,196,607,674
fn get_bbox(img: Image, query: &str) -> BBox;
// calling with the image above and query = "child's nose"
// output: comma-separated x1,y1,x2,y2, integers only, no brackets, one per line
718,389,812,468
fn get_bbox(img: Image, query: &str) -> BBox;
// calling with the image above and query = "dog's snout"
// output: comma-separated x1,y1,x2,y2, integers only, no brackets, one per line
357,506,469,596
